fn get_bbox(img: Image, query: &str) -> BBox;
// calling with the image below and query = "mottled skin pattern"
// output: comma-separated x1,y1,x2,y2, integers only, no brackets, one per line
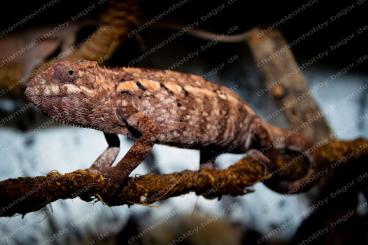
25,60,316,195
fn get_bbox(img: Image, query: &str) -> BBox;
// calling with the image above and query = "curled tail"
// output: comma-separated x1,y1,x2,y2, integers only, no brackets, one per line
261,122,319,194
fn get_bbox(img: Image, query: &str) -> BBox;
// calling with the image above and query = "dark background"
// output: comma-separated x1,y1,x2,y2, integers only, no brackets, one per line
1,0,367,71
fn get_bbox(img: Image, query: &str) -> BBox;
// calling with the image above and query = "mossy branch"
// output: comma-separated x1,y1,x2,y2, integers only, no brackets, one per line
0,139,367,217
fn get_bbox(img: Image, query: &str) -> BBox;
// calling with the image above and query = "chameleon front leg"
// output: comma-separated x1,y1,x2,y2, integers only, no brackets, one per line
90,133,120,172
105,105,159,193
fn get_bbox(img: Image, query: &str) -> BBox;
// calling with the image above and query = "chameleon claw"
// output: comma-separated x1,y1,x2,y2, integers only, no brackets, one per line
246,149,271,165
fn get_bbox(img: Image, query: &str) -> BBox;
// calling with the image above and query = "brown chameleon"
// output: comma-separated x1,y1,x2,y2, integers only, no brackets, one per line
25,60,316,196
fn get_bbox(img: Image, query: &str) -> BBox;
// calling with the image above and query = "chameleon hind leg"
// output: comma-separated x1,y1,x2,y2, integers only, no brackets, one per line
199,150,218,169
248,118,315,193
246,119,284,188
248,119,278,167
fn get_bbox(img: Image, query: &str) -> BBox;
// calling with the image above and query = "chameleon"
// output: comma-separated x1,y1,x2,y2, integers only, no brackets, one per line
25,59,316,196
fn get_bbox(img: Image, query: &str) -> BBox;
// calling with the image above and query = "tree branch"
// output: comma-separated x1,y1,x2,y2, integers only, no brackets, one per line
247,28,332,142
1,139,367,217
68,0,142,63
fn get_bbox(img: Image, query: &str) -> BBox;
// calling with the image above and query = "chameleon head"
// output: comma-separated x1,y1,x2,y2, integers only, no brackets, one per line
25,59,118,130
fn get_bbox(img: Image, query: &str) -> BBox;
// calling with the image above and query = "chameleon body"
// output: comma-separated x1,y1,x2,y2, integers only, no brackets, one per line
25,60,316,195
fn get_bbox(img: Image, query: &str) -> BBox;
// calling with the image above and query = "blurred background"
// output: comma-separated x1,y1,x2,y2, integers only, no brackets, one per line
0,0,367,244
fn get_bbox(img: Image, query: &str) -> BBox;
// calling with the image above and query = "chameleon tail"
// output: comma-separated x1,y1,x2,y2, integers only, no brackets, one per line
262,122,319,194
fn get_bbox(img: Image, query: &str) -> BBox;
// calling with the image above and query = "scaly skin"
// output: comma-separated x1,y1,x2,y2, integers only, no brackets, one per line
25,60,316,195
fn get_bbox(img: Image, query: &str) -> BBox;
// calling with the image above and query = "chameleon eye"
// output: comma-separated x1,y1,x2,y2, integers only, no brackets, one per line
53,64,77,83
68,69,75,78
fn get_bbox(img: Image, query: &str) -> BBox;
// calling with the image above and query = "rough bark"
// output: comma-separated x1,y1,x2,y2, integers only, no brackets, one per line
1,139,367,217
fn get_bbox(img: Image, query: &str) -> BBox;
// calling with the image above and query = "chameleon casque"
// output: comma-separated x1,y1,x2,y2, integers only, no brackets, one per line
25,60,316,196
